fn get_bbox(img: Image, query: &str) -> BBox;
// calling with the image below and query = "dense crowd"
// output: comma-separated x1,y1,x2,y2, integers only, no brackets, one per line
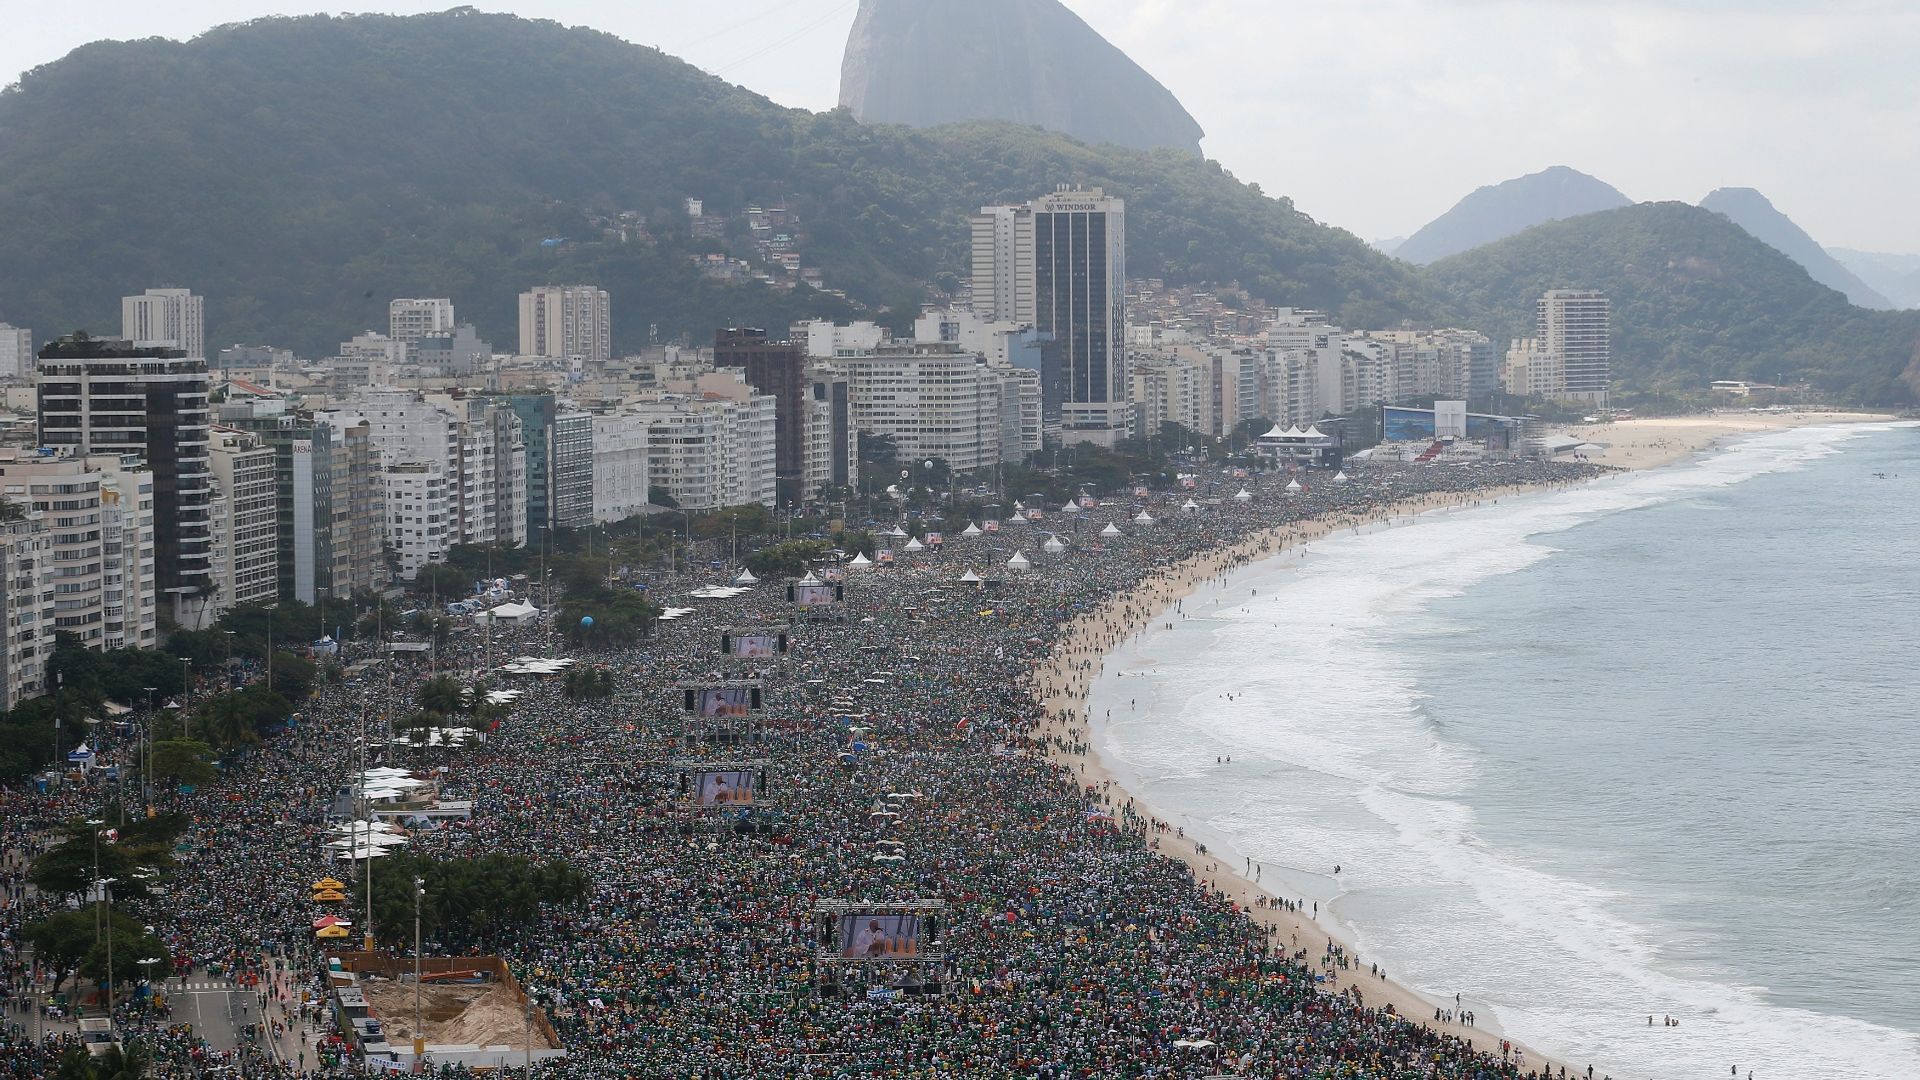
3,459,1607,1078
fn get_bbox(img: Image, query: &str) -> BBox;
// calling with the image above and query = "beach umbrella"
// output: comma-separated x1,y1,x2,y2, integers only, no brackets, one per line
1100,523,1122,538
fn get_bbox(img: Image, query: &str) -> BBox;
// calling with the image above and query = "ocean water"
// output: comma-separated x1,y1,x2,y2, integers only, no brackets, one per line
1088,423,1920,1080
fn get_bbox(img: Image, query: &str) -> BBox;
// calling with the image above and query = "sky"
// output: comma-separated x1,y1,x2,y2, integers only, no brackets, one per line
5,0,1917,252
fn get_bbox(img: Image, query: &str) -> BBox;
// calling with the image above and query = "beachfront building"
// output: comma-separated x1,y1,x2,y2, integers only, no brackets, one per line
1537,289,1611,406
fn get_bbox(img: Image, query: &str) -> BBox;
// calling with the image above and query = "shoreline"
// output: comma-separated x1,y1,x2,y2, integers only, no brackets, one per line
1031,411,1898,1077
1032,480,1581,1074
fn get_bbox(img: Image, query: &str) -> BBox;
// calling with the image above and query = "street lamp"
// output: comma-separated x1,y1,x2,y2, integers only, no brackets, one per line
141,687,157,814
413,875,426,1066
177,657,193,737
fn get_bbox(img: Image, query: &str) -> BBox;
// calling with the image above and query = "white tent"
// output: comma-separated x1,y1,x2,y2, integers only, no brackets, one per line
1233,487,1253,502
961,522,982,537
848,552,873,567
1013,500,1025,510
959,569,982,584
1181,499,1200,513
904,537,925,552
1286,478,1303,493
1006,551,1032,571
888,525,910,538
1004,515,1029,526
1042,535,1066,554
798,571,823,585
1060,501,1081,514
482,600,539,625
1134,510,1156,525
1100,522,1122,538
733,567,759,585
1333,471,1349,483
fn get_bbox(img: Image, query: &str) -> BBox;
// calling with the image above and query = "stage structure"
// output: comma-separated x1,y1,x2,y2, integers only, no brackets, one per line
675,680,769,750
673,759,774,837
811,899,950,998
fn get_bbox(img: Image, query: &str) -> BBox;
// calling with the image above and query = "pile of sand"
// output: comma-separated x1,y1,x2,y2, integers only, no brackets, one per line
360,980,556,1049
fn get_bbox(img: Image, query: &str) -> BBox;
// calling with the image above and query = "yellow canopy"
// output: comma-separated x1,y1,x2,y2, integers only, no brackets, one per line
312,878,346,890
315,925,350,938
312,889,348,902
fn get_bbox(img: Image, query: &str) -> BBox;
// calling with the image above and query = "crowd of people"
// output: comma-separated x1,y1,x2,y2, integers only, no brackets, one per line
2,457,1611,1078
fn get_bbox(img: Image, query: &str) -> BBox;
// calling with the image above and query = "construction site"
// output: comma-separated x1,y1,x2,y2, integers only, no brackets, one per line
326,952,565,1071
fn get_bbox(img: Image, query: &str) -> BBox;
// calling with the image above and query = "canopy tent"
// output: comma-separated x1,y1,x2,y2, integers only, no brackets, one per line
1004,515,1029,526
847,552,873,567
887,525,910,538
481,600,539,625
1042,535,1066,555
903,537,924,552
1181,499,1200,513
689,585,752,599
959,569,983,584
498,656,576,676
1333,471,1350,483
1134,510,1156,525
1099,522,1122,537
961,523,982,537
1286,478,1303,493
1006,551,1032,572
1059,501,1080,514
657,606,694,621
1232,488,1253,503
733,567,759,585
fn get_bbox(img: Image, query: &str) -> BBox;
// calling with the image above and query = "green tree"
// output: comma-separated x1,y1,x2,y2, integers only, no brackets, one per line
149,738,216,789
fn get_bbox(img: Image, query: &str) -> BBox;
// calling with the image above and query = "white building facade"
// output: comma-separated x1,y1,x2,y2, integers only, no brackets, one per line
121,288,204,358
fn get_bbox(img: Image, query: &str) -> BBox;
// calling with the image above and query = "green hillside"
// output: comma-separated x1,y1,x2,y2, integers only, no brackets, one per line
0,10,1420,358
0,11,1912,403
1428,203,1920,402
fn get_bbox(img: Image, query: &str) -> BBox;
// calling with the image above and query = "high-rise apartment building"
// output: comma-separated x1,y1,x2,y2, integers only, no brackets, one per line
833,343,1023,473
589,413,652,524
1537,289,1611,405
382,462,451,581
625,391,777,511
971,188,1129,445
0,515,51,710
714,329,808,493
518,285,611,363
207,427,279,611
388,298,456,349
222,402,386,604
121,288,205,358
36,337,212,620
0,449,158,652
803,366,860,493
0,324,32,380
329,389,515,549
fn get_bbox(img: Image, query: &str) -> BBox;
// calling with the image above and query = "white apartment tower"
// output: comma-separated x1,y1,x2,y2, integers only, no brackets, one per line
121,288,205,358
388,298,456,349
970,188,1129,445
0,324,32,379
207,427,279,611
0,517,51,710
519,284,612,363
1538,290,1611,405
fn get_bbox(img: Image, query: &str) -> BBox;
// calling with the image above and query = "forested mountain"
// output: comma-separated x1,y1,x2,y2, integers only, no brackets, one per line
1394,166,1633,266
1827,249,1920,311
0,12,1913,403
0,10,1413,359
1699,188,1892,309
1427,203,1920,401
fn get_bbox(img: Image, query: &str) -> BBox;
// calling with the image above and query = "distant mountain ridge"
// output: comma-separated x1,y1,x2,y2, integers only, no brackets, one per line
1698,188,1892,310
1427,202,1920,402
1395,166,1632,265
1830,249,1920,310
839,0,1204,156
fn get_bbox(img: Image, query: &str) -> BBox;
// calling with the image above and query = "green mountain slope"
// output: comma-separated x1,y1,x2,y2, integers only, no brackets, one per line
1395,166,1632,266
1428,202,1920,401
0,10,1419,358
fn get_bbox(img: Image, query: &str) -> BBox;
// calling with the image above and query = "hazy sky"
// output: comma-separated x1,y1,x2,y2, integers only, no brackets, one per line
6,0,1917,251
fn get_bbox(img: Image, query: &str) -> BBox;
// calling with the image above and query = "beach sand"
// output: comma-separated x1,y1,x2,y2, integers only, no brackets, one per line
1027,411,1896,1075
1567,409,1897,470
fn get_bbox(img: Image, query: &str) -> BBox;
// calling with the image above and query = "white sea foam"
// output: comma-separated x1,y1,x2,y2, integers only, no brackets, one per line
1089,423,1920,1079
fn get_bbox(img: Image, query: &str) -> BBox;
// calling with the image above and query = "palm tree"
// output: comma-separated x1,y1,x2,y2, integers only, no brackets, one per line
416,674,465,717
197,693,256,750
